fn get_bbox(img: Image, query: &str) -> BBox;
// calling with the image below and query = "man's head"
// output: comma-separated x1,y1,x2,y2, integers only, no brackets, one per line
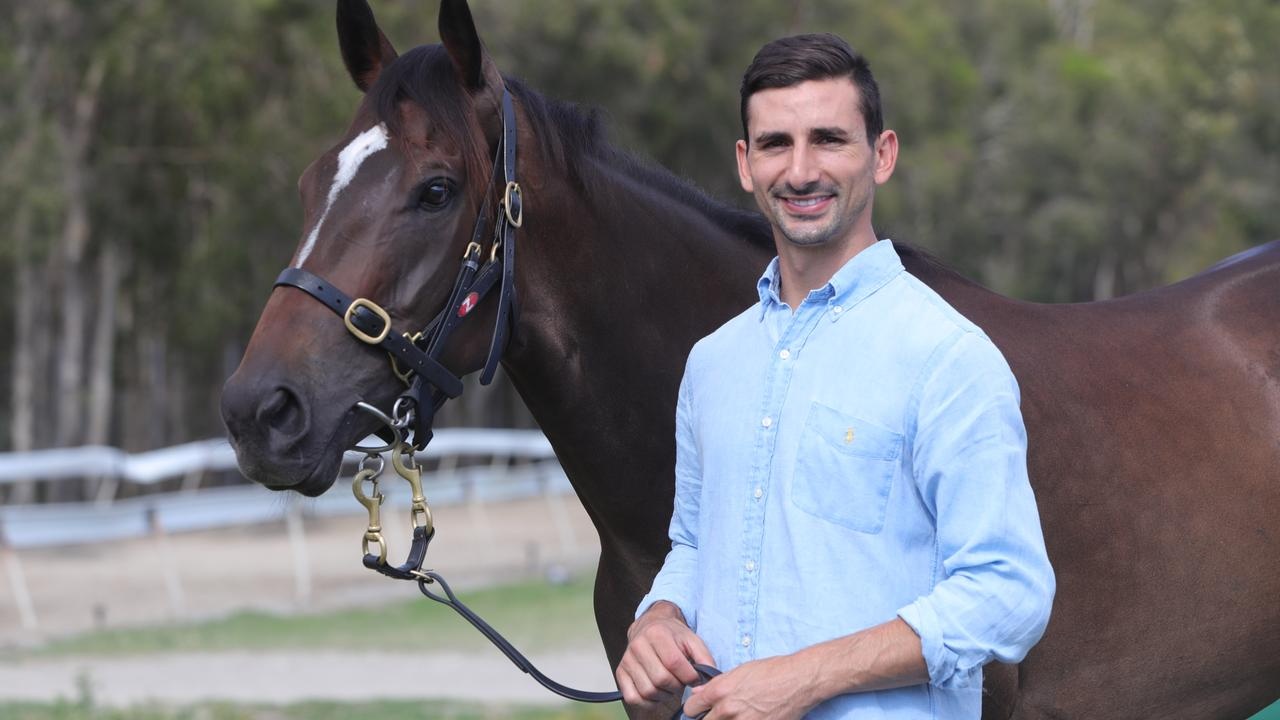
735,34,897,256
739,33,882,148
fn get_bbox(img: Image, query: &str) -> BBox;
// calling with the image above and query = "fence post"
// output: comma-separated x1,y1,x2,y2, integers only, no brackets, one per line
146,506,186,619
0,518,38,632
285,498,312,609
539,461,579,556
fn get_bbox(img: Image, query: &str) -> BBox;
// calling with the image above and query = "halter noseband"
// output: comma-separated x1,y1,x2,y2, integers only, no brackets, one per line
273,87,522,450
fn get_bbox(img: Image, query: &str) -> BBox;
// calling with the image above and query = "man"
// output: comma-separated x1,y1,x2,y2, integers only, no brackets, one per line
616,34,1055,719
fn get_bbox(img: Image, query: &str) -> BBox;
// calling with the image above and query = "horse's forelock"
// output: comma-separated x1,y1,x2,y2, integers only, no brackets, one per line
370,45,489,186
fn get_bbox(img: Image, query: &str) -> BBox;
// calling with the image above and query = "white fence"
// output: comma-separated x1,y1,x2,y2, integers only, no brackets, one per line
0,431,583,635
0,429,566,548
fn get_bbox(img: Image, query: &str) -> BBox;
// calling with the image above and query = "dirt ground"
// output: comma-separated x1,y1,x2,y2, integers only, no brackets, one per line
0,493,617,705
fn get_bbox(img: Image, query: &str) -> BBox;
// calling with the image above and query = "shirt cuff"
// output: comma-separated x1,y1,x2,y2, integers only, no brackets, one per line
635,589,697,628
898,598,962,688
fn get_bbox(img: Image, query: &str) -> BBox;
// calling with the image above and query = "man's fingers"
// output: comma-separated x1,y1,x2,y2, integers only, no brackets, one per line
616,666,640,706
633,638,683,695
655,634,703,685
683,633,718,669
683,683,713,718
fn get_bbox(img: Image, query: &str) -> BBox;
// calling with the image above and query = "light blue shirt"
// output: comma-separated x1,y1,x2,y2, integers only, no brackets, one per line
638,239,1055,719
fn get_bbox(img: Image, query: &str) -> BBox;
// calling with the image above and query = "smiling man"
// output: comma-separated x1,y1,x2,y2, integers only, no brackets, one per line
616,34,1056,719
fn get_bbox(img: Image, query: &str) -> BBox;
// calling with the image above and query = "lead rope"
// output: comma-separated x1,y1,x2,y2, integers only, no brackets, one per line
350,403,624,704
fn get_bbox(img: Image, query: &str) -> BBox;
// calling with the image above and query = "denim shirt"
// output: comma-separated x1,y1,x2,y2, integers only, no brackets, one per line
638,239,1055,719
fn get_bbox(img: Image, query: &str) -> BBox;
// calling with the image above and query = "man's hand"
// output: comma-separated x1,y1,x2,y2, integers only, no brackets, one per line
681,655,818,720
617,601,717,710
680,618,927,718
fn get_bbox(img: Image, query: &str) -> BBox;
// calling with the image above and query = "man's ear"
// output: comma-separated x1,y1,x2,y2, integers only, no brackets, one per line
337,0,398,93
736,139,755,193
873,130,898,185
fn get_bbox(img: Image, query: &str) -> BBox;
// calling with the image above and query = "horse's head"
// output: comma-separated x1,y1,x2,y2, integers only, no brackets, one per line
221,0,511,494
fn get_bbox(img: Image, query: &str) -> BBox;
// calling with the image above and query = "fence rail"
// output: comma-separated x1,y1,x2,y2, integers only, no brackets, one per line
0,429,556,486
0,429,566,549
0,431,584,637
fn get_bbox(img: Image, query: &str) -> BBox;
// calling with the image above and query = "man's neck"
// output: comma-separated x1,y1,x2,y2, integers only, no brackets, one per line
775,232,877,311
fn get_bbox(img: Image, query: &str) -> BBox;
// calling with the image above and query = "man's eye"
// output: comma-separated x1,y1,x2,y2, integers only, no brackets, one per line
419,180,452,210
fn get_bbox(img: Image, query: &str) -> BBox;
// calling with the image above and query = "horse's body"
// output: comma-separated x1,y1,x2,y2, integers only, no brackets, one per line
220,2,1280,718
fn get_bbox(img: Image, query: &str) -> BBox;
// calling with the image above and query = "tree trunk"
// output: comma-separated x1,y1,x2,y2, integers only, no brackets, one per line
51,57,106,457
86,243,121,446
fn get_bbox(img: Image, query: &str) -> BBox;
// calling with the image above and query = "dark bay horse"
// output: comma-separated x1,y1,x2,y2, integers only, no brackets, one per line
220,1,1280,717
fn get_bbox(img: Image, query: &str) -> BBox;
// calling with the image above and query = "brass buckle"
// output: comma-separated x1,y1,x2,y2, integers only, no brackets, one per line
502,181,523,227
463,241,482,260
344,298,391,344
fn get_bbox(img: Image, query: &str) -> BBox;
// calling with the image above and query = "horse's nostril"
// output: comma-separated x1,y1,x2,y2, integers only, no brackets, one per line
256,386,307,439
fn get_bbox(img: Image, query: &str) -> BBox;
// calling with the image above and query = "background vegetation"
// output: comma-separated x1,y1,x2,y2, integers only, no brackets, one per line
2,0,1276,472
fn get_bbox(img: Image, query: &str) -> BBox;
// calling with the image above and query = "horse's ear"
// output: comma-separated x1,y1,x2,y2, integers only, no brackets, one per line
337,0,398,93
438,0,501,92
439,0,504,142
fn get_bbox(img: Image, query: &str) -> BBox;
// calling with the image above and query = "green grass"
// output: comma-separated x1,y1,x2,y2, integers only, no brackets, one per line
11,573,601,659
0,699,626,720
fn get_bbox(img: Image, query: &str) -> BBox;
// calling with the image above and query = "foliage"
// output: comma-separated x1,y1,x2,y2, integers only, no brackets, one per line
1,0,1277,455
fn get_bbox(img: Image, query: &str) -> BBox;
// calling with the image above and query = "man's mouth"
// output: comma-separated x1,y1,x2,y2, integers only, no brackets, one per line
780,194,835,214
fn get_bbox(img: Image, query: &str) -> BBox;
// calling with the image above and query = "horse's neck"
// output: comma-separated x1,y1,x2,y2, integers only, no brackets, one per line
502,161,771,550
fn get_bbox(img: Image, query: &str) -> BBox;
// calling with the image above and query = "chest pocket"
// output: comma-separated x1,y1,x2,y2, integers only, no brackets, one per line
791,402,903,534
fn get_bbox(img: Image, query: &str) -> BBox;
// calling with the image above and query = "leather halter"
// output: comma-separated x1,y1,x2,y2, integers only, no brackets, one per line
274,88,522,450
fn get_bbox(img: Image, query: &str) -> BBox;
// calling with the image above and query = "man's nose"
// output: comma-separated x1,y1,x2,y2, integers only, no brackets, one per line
786,144,821,190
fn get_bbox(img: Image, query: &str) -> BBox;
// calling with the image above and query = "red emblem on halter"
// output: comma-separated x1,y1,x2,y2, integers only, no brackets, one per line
458,292,480,317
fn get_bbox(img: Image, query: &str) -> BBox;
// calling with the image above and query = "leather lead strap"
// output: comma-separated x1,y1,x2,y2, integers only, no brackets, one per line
417,570,622,703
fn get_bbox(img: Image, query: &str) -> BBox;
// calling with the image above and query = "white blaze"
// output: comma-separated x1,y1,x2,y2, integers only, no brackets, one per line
293,123,389,267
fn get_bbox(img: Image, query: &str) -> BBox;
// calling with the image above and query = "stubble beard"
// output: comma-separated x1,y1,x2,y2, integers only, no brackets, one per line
771,189,869,250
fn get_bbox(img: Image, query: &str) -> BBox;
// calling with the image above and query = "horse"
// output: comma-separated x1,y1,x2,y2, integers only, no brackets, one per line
219,1,1280,717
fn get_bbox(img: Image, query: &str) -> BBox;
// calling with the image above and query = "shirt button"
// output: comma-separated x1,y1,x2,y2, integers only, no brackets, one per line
779,349,791,360
745,560,756,572
753,487,763,500
761,416,772,428
832,305,844,315
741,634,752,647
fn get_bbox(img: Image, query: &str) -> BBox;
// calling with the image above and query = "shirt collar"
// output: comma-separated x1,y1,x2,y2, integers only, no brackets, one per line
756,239,904,320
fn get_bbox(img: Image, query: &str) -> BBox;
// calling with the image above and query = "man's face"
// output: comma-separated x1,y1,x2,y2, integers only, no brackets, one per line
736,77,894,250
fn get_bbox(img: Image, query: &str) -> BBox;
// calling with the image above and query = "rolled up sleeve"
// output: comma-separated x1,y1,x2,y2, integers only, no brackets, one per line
636,369,702,626
897,331,1055,689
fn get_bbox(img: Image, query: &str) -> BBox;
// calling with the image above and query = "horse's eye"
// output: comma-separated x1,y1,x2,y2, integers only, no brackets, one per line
418,179,453,210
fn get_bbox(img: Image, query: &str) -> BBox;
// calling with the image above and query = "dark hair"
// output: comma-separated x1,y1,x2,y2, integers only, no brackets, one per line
739,33,883,146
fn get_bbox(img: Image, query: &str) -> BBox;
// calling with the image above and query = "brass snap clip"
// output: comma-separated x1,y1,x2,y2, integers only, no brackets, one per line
393,446,433,536
352,456,388,565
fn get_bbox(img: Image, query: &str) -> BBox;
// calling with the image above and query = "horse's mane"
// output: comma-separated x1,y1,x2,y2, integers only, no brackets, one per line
371,44,774,250
890,240,977,286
